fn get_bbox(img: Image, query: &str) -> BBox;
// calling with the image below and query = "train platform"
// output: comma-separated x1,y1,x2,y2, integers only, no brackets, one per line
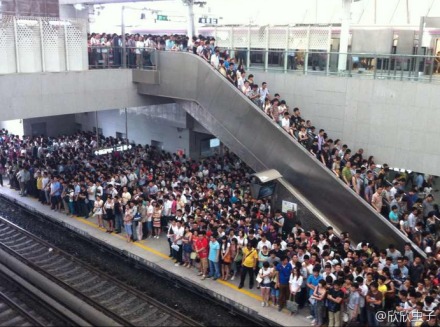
0,186,310,327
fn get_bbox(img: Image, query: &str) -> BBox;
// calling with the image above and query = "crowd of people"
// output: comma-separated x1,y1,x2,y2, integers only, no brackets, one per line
1,129,440,326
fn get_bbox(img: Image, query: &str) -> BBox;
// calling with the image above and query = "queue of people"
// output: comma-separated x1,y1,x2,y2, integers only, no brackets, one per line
0,129,440,326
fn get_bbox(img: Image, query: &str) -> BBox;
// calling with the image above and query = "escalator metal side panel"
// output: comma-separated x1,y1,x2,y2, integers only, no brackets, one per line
134,51,423,256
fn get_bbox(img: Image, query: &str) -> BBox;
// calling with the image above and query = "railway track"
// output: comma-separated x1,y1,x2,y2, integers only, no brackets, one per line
0,273,46,327
0,216,202,327
0,266,81,327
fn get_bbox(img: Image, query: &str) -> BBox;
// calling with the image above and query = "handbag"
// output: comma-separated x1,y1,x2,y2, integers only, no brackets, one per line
223,251,231,263
190,252,197,260
286,294,299,314
256,275,263,284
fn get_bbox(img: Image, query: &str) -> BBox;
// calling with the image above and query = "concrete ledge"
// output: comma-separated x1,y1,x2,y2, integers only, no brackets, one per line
132,69,160,85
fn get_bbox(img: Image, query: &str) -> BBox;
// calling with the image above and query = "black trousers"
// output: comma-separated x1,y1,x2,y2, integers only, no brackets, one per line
239,266,254,288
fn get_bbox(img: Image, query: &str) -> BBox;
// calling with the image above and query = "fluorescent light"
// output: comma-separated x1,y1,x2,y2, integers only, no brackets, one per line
49,21,72,26
73,4,86,11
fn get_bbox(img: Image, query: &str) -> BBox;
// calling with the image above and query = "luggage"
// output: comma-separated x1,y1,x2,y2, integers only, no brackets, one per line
286,294,299,315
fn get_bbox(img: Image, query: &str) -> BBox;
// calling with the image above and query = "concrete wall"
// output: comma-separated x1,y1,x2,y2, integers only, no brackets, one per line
0,70,156,121
256,72,439,176
74,108,191,156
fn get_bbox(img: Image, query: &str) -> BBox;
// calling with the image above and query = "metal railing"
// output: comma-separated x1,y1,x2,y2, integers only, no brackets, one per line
221,48,440,83
88,46,440,83
87,46,158,70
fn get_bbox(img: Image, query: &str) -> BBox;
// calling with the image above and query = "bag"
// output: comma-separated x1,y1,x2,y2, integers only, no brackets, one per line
256,275,263,284
223,252,231,263
309,298,316,306
171,244,180,251
286,294,299,314
342,311,349,323
190,252,197,260
235,250,243,262
133,212,142,222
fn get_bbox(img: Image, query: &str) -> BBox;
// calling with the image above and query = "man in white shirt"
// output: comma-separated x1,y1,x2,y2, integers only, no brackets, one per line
322,264,337,282
135,36,144,68
258,82,270,108
119,174,128,188
146,201,154,238
257,234,272,252
173,220,185,266
210,48,220,69
354,276,368,324
237,71,246,90
281,112,291,133
87,181,96,215
95,181,103,199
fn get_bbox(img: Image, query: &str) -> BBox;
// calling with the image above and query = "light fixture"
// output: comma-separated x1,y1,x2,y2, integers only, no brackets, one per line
73,4,86,11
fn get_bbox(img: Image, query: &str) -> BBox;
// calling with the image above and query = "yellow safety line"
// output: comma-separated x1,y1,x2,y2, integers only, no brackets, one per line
72,216,263,300
132,241,171,260
72,216,171,260
217,279,263,301
13,196,264,303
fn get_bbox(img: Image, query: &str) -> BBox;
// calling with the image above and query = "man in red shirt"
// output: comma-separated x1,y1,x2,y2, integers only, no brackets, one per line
195,231,209,279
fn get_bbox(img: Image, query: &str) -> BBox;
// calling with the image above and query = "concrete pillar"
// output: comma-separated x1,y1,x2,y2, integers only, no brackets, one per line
186,0,195,38
338,0,351,72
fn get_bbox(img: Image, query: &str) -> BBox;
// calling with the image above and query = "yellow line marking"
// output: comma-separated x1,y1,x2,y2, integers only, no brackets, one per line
73,216,171,260
217,279,263,300
10,198,264,304
132,241,171,260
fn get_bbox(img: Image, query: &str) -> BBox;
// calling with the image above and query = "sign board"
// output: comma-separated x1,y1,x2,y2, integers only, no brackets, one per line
157,15,168,21
94,144,132,156
282,200,297,213
199,17,218,25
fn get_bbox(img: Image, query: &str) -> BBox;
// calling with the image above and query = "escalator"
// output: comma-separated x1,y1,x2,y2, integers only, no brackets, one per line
133,51,421,254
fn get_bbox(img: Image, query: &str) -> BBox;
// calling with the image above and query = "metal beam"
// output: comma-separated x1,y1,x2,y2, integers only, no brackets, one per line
60,0,171,4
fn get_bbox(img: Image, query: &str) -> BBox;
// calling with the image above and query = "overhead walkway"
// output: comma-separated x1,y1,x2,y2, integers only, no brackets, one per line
133,51,421,253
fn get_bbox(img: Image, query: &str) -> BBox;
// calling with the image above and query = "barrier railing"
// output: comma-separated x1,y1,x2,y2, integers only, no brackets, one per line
87,46,158,70
87,45,439,83
220,48,440,82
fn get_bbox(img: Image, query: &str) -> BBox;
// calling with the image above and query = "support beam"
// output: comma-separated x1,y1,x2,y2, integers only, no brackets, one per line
121,6,126,68
338,0,351,72
186,0,195,38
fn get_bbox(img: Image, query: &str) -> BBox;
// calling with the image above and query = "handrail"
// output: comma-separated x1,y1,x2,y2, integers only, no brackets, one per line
86,46,439,84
